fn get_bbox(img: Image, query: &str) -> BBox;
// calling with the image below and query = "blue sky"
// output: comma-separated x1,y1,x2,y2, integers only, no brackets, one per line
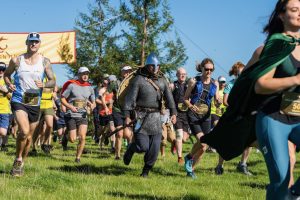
1,0,275,86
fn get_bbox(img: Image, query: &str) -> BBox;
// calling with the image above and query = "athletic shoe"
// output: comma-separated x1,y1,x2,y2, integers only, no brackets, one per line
178,157,184,165
184,155,193,173
10,160,24,177
75,158,80,163
186,172,197,179
206,147,217,153
290,188,300,200
115,156,121,160
123,145,134,165
140,172,149,178
41,144,50,154
29,149,38,156
236,162,252,176
110,147,116,154
214,165,224,175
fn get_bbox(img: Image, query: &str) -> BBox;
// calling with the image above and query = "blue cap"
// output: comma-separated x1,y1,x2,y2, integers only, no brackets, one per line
27,32,41,41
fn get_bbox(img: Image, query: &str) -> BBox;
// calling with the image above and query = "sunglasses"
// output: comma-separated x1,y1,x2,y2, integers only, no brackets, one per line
204,68,214,72
219,81,226,84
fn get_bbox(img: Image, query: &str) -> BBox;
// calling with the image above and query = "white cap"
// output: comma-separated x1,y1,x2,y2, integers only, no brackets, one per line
78,67,90,74
108,75,117,82
218,76,226,82
121,66,132,71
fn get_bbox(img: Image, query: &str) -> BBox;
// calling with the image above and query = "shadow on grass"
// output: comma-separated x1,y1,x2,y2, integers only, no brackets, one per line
247,160,264,167
239,182,267,190
49,164,134,176
151,167,182,177
106,191,204,200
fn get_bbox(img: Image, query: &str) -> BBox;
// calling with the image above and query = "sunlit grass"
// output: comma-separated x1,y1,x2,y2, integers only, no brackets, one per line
0,137,292,200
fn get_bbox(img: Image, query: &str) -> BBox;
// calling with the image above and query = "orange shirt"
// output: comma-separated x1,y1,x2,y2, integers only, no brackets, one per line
99,92,113,116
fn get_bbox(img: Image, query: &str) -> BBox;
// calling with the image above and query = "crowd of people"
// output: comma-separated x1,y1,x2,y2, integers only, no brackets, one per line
1,1,300,199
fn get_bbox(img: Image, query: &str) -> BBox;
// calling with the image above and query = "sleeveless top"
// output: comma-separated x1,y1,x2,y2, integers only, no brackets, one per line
261,55,300,124
99,92,114,116
11,55,45,106
190,76,217,106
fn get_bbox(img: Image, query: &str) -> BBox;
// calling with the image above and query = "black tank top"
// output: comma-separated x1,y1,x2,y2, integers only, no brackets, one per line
261,55,300,124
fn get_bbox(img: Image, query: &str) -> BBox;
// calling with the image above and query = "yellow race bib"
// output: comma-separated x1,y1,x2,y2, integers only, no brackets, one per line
280,92,300,116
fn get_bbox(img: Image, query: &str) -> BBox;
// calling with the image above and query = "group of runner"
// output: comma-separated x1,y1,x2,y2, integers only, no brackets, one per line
0,31,254,179
1,1,300,199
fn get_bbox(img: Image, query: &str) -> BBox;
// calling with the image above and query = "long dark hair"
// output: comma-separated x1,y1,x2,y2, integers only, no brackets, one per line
263,0,290,37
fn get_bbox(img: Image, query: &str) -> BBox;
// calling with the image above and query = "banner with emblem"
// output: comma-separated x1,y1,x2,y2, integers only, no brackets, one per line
0,31,76,64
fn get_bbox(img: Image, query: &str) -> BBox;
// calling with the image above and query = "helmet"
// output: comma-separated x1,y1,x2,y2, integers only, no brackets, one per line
145,52,160,73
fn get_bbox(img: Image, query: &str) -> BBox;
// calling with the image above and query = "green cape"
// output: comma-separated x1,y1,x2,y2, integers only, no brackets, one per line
201,33,299,160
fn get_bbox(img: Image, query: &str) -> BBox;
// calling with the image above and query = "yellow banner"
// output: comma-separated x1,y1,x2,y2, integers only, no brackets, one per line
0,31,76,64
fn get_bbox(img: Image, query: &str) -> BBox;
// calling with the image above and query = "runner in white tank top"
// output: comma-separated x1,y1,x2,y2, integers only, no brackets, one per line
4,32,56,177
11,54,45,106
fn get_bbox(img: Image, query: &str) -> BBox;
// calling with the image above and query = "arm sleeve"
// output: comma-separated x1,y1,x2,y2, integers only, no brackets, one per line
62,84,73,99
163,79,177,116
123,76,140,117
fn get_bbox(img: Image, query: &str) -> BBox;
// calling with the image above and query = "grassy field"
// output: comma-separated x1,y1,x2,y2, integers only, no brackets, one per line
0,137,296,200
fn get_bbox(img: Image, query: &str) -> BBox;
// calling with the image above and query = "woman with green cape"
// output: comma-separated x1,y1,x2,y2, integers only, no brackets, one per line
201,0,300,199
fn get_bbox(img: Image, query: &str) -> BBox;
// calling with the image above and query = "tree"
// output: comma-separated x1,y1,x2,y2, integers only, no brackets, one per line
69,0,126,84
67,0,187,83
119,0,188,76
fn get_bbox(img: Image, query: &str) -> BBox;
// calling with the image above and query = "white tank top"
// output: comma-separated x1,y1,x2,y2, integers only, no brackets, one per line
11,54,45,106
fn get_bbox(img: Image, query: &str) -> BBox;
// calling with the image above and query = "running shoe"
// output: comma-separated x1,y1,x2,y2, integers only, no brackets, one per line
29,149,38,156
236,162,252,176
41,144,50,154
75,158,81,163
184,155,193,173
10,160,24,177
214,165,224,175
186,172,197,179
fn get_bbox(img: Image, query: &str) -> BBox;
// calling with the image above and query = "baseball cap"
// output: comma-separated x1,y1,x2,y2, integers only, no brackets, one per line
78,67,90,74
27,32,41,41
121,66,132,71
0,62,6,71
108,75,117,82
218,76,226,82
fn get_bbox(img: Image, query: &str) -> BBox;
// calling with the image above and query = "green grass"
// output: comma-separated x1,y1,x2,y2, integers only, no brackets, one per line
0,137,295,200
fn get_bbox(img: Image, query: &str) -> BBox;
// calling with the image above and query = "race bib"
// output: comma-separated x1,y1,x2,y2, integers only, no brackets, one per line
178,103,188,112
73,99,87,109
216,107,222,115
23,92,39,105
194,102,209,115
280,92,300,116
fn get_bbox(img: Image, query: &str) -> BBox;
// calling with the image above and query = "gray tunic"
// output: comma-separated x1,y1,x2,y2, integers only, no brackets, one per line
123,73,176,135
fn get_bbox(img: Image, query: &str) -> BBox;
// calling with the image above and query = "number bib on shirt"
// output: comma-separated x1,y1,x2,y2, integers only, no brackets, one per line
23,92,39,105
194,102,209,115
280,92,300,116
178,103,188,112
73,99,86,109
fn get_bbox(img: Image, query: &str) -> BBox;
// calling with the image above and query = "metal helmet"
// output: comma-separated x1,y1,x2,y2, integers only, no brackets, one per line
145,52,160,72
